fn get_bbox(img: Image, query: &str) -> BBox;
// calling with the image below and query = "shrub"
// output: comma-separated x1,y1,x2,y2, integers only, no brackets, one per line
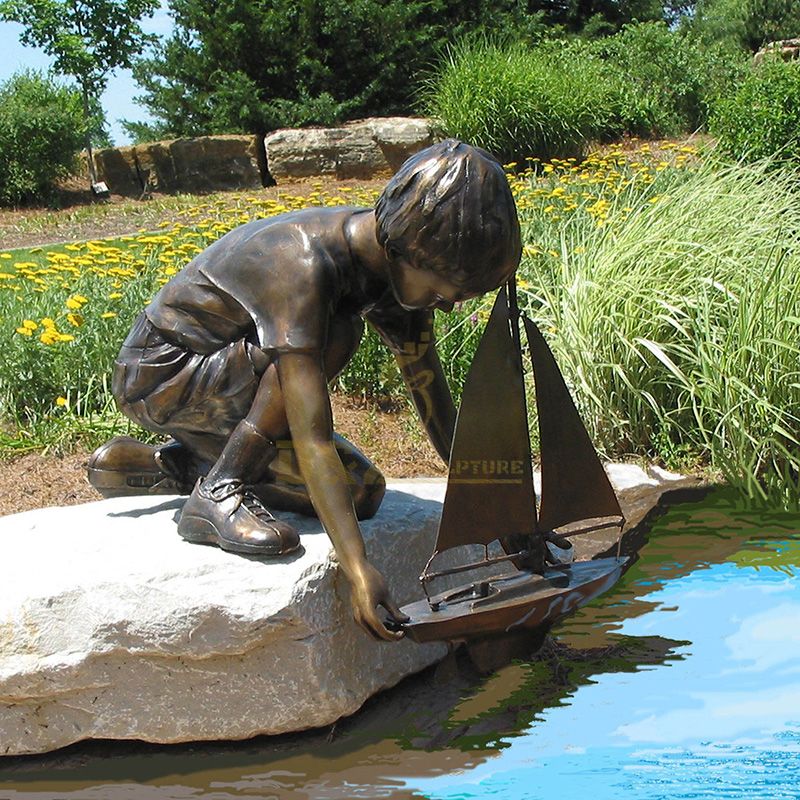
420,37,626,163
0,71,86,206
598,22,747,136
711,58,800,166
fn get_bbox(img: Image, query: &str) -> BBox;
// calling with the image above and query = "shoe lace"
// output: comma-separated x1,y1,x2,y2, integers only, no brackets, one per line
203,478,276,521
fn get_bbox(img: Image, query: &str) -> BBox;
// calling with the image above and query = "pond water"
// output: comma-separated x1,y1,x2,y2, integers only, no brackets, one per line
2,489,800,799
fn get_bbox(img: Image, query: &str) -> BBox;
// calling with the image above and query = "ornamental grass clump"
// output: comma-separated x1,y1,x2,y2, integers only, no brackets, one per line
515,151,800,506
421,37,624,163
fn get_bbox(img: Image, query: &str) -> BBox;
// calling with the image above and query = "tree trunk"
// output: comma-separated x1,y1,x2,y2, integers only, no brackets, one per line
82,85,98,186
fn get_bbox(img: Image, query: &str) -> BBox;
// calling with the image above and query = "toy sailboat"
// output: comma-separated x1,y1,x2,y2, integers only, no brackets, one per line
398,280,627,643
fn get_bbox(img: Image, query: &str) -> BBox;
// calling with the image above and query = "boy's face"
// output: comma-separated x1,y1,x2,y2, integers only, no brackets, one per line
387,257,480,312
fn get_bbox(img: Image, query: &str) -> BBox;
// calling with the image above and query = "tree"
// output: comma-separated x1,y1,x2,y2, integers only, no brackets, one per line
0,0,159,185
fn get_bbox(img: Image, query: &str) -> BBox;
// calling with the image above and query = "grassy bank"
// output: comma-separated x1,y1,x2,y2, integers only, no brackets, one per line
2,143,800,506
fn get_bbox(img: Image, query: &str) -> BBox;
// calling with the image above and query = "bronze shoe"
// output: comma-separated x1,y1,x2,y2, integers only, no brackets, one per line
177,478,301,556
87,436,187,497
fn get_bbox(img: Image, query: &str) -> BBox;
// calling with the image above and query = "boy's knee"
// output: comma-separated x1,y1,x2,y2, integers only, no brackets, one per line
353,469,386,520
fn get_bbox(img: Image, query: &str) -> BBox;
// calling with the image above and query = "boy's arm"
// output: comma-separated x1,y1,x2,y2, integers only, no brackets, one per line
274,351,408,641
368,308,456,463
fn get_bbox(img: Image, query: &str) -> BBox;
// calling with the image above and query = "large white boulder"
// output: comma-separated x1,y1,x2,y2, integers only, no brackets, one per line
0,469,702,757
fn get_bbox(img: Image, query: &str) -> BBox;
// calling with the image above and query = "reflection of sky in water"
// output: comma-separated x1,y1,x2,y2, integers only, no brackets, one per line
405,553,800,799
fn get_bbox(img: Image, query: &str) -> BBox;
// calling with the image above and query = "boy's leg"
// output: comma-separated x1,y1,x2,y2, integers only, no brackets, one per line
253,433,386,521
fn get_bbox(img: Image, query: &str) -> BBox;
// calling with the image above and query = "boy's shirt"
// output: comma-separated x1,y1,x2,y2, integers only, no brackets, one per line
144,206,418,356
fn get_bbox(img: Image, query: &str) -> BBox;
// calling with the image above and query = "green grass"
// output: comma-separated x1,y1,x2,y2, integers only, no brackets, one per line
514,153,800,506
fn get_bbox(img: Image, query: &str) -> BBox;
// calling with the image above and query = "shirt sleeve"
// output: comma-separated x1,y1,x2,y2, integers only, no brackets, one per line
202,236,336,355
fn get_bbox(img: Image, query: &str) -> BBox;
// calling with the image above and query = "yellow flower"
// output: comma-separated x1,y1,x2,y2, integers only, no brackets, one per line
67,312,84,327
66,294,88,309
108,292,123,300
20,319,37,331
15,326,32,336
39,330,60,345
40,317,56,328
100,312,117,319
0,253,11,259
56,396,69,407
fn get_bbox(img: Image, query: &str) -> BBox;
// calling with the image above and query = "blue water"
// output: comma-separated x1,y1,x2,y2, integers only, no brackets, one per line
405,523,800,799
3,491,800,799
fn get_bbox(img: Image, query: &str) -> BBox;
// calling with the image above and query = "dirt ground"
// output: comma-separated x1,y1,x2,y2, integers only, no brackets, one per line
0,175,387,251
0,395,446,517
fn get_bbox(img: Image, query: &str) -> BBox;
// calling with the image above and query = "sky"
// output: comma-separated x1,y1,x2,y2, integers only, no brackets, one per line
0,2,173,146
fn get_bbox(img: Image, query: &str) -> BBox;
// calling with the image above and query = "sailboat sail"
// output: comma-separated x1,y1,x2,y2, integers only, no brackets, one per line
523,317,623,532
435,286,537,554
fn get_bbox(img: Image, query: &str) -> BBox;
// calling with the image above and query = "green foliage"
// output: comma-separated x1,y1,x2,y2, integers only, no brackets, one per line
598,22,747,136
517,154,800,507
8,150,800,504
421,37,625,163
537,0,665,35
128,1,554,139
688,0,800,51
424,24,747,159
711,59,800,165
0,71,85,206
0,0,159,92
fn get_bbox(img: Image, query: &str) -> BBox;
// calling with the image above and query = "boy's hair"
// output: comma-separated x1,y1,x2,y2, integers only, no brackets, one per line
375,139,521,294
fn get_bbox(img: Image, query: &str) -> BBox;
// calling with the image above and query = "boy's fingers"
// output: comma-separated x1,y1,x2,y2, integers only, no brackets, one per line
383,597,410,624
366,605,404,641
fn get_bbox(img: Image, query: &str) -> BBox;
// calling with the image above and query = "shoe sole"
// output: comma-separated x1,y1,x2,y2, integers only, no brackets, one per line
177,514,300,557
87,467,183,498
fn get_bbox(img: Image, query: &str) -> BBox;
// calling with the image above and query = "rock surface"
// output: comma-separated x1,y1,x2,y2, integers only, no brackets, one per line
754,38,800,64
0,468,703,757
265,117,437,180
94,135,263,197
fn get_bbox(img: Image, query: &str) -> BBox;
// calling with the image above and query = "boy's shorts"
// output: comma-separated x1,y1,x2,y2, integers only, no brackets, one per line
112,313,268,440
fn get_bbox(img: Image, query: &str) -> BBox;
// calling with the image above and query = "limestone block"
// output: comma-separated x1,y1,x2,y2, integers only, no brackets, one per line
93,146,142,197
265,117,436,181
135,140,178,194
168,135,262,193
93,136,262,197
755,38,800,64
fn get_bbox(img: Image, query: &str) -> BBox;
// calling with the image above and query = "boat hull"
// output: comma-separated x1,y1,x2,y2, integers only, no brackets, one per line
399,556,627,644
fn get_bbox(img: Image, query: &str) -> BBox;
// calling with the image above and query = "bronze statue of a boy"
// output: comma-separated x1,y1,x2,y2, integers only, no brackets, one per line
88,139,521,640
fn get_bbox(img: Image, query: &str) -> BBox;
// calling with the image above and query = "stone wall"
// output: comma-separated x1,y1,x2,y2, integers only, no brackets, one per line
93,118,439,197
93,135,264,197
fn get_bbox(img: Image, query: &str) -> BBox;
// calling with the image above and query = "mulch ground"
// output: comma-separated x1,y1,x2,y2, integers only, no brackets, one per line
0,395,446,517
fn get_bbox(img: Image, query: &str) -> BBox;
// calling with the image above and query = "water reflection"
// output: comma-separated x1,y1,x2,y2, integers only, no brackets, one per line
408,491,800,799
2,490,799,799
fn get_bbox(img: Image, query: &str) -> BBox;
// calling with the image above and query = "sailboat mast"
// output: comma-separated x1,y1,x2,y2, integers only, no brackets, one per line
507,275,523,354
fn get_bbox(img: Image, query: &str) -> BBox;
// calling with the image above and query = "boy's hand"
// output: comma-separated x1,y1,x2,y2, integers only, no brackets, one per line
349,561,409,641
